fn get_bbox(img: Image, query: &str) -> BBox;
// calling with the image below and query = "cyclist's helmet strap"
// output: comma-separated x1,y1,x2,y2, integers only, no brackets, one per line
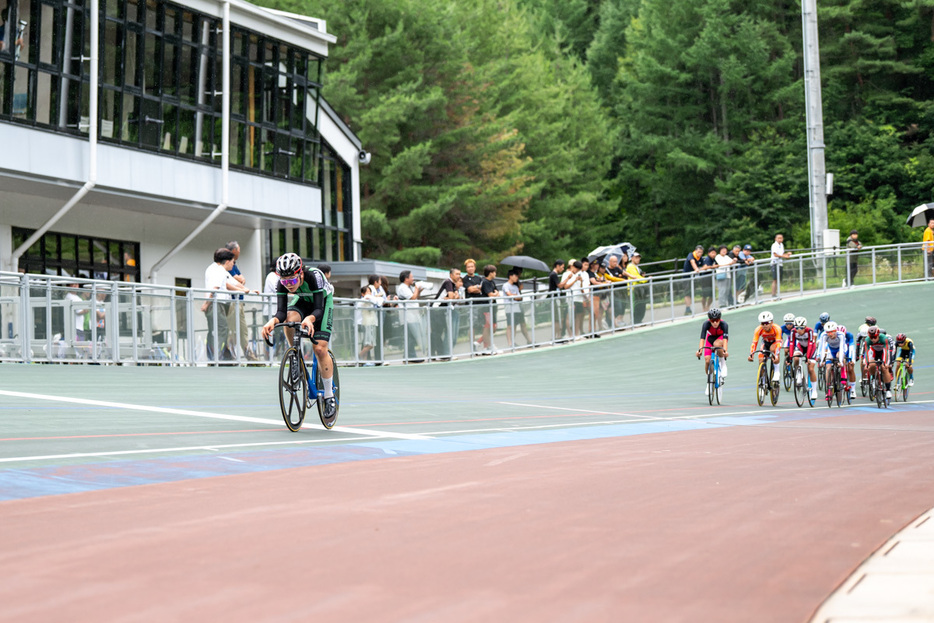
276,253,303,277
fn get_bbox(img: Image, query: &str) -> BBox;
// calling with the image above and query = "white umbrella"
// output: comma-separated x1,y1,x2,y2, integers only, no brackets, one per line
906,203,934,227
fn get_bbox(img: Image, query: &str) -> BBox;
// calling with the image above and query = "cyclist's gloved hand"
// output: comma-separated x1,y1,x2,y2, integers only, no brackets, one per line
747,355,753,362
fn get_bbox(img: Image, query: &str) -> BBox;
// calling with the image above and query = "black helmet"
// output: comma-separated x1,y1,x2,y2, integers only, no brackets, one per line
865,316,877,326
708,308,722,320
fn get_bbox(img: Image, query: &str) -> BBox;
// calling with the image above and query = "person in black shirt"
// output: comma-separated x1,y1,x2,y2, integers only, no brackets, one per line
696,308,730,383
478,264,499,352
700,246,718,312
432,267,462,355
462,258,484,347
548,259,566,339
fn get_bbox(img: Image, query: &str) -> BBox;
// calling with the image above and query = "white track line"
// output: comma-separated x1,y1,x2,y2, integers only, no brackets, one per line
0,389,431,441
497,401,657,420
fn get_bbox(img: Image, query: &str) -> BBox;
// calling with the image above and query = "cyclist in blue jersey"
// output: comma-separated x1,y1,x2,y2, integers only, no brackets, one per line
780,312,796,363
837,324,857,400
814,312,830,336
261,252,337,419
815,321,849,400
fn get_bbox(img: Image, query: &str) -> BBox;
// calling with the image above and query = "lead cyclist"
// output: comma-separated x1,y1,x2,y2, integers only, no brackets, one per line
261,252,336,419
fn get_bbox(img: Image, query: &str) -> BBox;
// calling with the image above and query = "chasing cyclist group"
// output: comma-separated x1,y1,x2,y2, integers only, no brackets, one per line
697,308,916,403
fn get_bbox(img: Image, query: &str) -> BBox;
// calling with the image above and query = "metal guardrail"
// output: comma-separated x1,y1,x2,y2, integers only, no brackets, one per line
0,241,930,366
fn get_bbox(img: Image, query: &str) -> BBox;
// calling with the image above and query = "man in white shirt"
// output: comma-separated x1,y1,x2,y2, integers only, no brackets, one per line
560,260,587,339
770,234,792,298
202,247,252,361
396,270,425,360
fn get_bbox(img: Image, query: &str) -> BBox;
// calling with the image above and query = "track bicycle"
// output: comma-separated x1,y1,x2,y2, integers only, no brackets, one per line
893,361,911,403
792,357,815,408
698,346,726,405
782,355,794,392
867,361,889,409
751,349,780,407
265,321,341,431
821,358,847,408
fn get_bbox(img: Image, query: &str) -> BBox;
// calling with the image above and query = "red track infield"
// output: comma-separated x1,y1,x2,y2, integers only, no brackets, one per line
3,409,934,623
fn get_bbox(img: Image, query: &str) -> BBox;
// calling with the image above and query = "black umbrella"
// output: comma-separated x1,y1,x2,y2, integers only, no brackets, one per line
500,255,550,272
907,203,934,227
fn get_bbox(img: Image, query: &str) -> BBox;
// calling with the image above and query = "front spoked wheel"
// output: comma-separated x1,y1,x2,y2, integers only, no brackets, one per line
783,361,793,391
793,364,806,407
316,350,340,429
279,348,307,432
901,371,911,402
769,362,779,406
707,368,716,406
874,376,884,409
756,362,768,406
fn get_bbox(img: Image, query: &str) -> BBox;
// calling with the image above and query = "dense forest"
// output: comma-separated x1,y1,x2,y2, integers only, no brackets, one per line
255,0,934,267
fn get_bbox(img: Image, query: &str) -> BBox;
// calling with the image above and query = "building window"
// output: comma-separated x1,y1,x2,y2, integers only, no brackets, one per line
13,226,141,281
264,142,352,267
0,0,325,185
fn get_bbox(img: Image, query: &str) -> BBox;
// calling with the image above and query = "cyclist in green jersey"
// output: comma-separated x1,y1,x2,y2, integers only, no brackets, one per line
261,252,336,418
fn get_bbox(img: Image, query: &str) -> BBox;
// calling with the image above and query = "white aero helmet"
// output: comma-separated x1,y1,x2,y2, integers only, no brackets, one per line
858,323,869,337
794,316,807,329
783,313,795,323
824,321,838,333
758,311,773,323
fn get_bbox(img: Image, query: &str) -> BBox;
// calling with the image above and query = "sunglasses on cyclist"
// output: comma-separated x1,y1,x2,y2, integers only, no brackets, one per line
279,275,301,287
760,321,772,326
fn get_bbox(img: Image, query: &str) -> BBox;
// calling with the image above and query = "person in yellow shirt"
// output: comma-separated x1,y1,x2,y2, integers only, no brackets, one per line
626,252,649,324
924,218,934,278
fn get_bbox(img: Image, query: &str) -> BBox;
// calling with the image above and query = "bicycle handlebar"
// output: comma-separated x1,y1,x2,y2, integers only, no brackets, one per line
263,321,318,348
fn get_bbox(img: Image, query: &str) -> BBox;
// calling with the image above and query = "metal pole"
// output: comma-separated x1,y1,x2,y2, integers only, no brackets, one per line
802,0,828,250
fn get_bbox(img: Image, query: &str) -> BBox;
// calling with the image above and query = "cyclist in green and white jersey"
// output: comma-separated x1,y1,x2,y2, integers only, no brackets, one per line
261,252,336,418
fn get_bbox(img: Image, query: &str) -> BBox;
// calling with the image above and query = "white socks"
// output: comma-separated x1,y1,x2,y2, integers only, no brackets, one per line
323,376,334,399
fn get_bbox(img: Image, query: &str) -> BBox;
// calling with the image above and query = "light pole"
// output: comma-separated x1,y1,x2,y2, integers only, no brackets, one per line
802,0,828,250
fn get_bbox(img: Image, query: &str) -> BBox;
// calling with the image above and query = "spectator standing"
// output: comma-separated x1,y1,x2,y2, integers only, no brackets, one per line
548,260,566,339
604,255,629,325
682,245,705,315
560,260,587,339
591,261,609,330
701,247,718,311
432,267,462,356
626,251,649,324
846,230,862,286
479,264,499,353
736,244,755,302
358,277,384,364
224,241,256,360
65,283,89,349
396,270,425,361
202,247,251,361
714,245,734,307
463,259,485,347
770,233,792,297
923,219,934,278
503,269,531,346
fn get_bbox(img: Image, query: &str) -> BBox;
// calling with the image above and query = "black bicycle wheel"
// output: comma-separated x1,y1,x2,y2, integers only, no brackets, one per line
783,361,793,391
708,368,716,406
875,374,884,409
793,363,805,407
714,362,723,405
756,362,767,406
316,349,340,429
901,372,910,402
278,348,306,432
769,361,779,406
817,367,825,392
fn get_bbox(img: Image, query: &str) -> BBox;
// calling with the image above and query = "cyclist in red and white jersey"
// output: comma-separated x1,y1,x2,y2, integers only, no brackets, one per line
790,316,817,401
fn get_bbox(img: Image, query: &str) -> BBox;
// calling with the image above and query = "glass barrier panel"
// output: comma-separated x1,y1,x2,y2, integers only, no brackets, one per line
330,302,356,365
649,277,675,325
0,276,23,361
800,255,826,295
630,281,651,326
872,249,902,286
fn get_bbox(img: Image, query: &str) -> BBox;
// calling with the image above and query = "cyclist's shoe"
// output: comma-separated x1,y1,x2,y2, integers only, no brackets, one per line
323,397,337,420
809,387,817,400
885,390,893,400
909,379,915,387
721,362,728,377
848,388,855,400
704,384,710,396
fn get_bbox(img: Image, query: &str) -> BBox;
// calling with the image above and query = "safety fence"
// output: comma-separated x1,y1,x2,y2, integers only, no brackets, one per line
0,241,930,366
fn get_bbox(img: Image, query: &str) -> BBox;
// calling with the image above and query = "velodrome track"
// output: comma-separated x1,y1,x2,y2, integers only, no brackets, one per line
1,282,933,622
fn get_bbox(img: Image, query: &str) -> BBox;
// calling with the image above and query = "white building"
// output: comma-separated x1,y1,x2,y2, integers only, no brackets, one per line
0,0,363,290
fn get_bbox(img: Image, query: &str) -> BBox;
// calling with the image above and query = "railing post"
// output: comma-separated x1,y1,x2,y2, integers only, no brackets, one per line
44,279,52,361
799,256,804,294
186,288,195,364
845,248,851,288
169,288,177,365
649,280,655,326
753,264,759,305
131,285,139,363
897,245,902,282
20,273,31,363
871,247,877,284
424,297,432,361
110,282,119,362
669,277,674,321
822,253,827,292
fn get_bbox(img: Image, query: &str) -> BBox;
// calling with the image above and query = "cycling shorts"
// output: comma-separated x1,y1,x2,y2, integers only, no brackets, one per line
703,337,725,358
287,296,333,342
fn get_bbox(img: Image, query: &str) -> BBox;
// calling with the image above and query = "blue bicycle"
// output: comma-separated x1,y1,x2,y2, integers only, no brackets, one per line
266,322,340,431
700,346,725,405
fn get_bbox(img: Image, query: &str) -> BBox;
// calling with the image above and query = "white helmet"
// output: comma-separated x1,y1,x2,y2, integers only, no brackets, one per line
783,313,795,323
825,321,838,332
837,325,847,335
275,252,303,277
758,311,773,323
858,323,869,337
794,316,807,329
